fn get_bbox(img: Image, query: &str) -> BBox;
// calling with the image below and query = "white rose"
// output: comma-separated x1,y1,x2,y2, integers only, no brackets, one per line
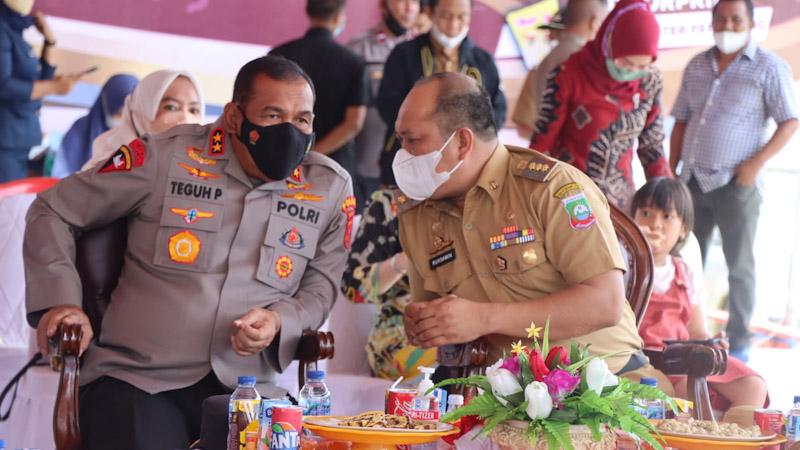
585,358,619,395
524,381,553,420
486,359,523,406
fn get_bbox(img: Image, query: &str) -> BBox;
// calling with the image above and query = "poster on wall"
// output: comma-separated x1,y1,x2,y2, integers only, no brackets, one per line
505,0,560,69
651,0,773,49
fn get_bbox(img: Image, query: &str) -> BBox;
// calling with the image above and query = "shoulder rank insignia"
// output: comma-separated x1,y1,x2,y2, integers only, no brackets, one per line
178,162,220,180
98,139,146,174
187,147,217,165
209,128,225,155
392,189,422,214
341,195,357,250
170,207,215,224
513,150,556,182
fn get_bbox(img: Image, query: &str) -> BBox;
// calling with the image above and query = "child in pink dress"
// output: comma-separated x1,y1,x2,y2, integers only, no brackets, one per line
632,178,768,411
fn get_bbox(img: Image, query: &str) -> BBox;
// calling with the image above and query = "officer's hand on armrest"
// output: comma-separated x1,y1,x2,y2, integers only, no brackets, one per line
230,308,282,356
37,305,94,356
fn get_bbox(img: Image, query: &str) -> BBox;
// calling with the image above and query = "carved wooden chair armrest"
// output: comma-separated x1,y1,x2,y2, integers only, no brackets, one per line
294,330,335,387
54,326,336,450
53,323,82,450
645,342,727,420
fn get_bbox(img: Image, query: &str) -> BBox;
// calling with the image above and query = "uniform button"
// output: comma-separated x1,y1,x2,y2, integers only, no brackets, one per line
489,181,499,190
506,211,515,221
464,223,473,230
432,222,443,233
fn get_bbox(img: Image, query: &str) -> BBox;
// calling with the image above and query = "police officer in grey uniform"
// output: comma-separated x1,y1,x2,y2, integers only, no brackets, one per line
24,56,354,450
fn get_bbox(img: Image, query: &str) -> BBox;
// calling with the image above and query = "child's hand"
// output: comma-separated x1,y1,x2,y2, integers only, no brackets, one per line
713,331,730,351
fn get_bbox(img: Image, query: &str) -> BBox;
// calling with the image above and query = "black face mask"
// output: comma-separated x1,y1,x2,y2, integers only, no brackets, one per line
238,113,315,181
384,11,408,37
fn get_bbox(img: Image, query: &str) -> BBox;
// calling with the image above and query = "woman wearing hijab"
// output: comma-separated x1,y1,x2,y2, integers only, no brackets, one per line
529,0,672,211
0,0,80,182
81,69,205,171
51,74,139,177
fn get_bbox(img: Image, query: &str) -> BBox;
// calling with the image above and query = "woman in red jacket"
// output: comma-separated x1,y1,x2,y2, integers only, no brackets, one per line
530,0,672,211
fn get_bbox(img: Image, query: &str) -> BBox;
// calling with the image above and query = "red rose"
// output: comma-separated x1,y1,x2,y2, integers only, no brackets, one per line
530,349,550,382
545,346,569,369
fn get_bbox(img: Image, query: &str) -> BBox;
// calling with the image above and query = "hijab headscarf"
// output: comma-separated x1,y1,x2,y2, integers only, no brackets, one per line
51,74,139,177
82,69,204,171
575,0,660,100
0,2,35,32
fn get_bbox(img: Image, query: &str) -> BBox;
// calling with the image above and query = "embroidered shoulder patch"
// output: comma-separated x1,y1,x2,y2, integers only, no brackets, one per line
97,139,146,174
341,195,357,250
554,183,596,230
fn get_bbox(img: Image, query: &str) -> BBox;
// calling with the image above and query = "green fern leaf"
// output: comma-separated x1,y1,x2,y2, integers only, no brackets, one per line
440,393,501,423
431,375,491,394
542,420,574,450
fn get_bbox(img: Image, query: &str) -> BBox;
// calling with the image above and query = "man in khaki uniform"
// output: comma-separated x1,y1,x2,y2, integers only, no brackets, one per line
24,56,353,449
394,72,668,387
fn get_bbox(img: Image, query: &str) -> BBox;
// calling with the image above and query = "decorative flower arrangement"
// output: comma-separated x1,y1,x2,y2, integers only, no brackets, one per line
433,321,674,450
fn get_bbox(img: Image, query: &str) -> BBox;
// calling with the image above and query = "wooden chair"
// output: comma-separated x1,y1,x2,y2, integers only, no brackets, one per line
51,219,336,450
437,204,725,420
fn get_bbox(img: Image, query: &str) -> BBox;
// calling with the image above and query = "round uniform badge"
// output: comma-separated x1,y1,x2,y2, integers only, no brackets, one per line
169,230,201,264
275,255,294,279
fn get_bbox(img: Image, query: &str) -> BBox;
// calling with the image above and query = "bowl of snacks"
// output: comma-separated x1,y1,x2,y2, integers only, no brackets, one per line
652,418,787,449
303,411,458,449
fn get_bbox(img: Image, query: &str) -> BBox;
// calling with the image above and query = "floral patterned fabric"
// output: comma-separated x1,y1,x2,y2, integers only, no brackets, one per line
341,189,436,379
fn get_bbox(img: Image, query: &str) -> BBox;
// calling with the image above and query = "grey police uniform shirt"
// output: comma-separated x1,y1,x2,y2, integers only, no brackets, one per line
24,119,353,397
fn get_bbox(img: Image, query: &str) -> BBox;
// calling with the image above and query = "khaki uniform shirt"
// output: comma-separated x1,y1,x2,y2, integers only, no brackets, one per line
512,32,587,132
397,144,641,372
24,119,353,396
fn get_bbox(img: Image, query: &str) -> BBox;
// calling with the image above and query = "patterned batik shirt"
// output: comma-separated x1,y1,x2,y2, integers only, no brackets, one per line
341,189,435,379
530,55,671,211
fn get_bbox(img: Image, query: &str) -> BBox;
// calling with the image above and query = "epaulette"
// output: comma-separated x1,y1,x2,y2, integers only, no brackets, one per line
392,189,422,214
512,150,557,182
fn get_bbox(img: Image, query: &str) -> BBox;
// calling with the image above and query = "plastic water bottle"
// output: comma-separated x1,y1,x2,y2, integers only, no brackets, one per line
299,370,331,416
228,376,261,450
787,395,800,443
636,378,665,419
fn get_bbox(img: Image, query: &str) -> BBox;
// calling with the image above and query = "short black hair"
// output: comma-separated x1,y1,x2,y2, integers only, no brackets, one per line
631,177,695,255
712,0,754,21
232,55,315,105
429,0,474,11
418,72,497,141
306,0,346,20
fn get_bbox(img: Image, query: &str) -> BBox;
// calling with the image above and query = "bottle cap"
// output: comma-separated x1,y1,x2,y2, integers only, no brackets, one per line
238,375,257,386
447,394,465,405
639,377,658,387
307,370,326,380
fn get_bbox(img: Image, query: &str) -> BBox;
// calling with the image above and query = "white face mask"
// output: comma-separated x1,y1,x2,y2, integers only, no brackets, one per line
430,23,468,51
714,30,749,55
392,131,463,200
4,0,34,15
